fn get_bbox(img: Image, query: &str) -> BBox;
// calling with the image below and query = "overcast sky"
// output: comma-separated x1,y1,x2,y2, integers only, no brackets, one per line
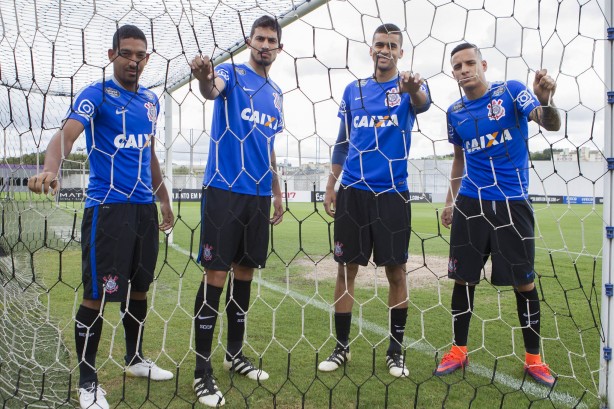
163,0,607,168
0,0,608,168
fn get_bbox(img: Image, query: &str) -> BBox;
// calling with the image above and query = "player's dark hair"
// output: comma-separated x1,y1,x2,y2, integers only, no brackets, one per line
250,15,282,43
450,42,482,60
373,23,403,46
112,25,147,51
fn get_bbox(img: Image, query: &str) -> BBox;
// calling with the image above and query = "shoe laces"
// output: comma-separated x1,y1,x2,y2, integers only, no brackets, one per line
329,347,348,361
82,383,106,396
388,352,404,366
527,361,551,373
196,375,218,395
441,350,464,364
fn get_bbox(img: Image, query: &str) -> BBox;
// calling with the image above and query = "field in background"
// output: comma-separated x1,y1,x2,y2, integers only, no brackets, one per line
3,199,604,408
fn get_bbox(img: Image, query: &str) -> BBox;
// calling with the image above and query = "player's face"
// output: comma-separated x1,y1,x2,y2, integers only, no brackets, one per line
108,37,149,91
247,27,282,68
370,33,403,74
451,48,488,92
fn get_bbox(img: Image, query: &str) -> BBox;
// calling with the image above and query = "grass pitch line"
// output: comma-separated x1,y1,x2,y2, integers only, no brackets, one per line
170,243,587,408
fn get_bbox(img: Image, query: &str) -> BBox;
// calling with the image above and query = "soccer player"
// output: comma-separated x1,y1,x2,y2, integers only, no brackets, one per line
27,25,174,409
188,15,284,407
435,43,561,387
319,23,430,377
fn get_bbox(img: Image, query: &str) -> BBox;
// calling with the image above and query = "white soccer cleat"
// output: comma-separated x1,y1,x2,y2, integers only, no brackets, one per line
78,383,109,409
318,347,351,372
386,352,408,377
126,359,174,381
223,354,269,381
194,376,225,407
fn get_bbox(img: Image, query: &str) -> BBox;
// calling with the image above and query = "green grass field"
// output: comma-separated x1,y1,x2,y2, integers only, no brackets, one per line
0,199,604,408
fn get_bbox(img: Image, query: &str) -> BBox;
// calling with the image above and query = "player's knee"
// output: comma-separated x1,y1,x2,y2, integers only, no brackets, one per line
515,282,535,292
336,263,358,281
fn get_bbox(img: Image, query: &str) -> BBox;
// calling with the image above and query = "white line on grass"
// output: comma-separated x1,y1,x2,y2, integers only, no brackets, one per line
170,243,587,408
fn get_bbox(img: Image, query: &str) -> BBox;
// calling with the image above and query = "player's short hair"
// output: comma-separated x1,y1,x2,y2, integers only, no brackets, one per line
450,42,482,60
112,25,147,51
250,15,282,43
373,23,403,46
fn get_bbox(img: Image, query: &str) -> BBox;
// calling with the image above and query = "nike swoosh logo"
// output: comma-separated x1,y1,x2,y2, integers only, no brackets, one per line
116,108,126,115
197,315,216,320
76,323,88,329
236,311,246,316
243,87,255,92
355,96,364,100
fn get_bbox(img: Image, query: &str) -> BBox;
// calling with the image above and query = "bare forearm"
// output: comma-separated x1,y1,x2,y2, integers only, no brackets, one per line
43,131,75,175
536,103,561,132
271,151,282,196
326,164,343,189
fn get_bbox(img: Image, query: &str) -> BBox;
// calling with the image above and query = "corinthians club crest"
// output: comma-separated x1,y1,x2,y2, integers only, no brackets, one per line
386,86,402,108
103,275,120,294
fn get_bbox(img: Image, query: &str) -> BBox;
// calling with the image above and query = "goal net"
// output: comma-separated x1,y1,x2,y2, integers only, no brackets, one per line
0,0,610,407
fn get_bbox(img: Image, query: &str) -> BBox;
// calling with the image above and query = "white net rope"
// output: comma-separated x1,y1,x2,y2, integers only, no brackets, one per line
0,0,609,407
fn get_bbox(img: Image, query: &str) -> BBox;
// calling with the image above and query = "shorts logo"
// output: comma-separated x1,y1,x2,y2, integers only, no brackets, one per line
386,86,401,108
334,241,344,257
487,99,505,120
144,101,157,122
202,244,213,261
103,275,119,294
447,257,458,274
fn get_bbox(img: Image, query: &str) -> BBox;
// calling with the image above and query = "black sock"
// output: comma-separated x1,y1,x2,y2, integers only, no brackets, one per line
334,312,352,350
121,298,147,365
75,305,103,387
194,282,222,378
451,283,475,346
388,307,408,355
515,287,541,355
226,278,251,360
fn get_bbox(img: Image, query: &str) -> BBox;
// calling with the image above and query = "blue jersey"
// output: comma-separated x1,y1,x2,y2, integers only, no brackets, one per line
338,77,429,192
203,63,284,196
447,80,540,201
67,77,159,208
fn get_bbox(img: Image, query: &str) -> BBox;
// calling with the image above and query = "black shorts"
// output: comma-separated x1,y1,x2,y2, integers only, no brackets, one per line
198,187,271,270
448,195,535,286
333,186,411,266
81,203,159,301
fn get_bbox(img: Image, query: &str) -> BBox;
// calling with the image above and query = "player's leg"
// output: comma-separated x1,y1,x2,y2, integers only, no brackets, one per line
435,195,487,376
318,262,359,372
384,264,409,377
123,203,173,381
76,205,121,409
222,193,270,381
492,200,554,387
372,191,411,377
193,187,241,407
320,187,370,372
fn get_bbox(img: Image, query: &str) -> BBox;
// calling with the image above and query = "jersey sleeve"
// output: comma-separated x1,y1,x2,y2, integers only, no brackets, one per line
65,83,104,127
214,63,235,97
337,84,352,122
412,82,431,114
508,80,540,118
446,109,463,147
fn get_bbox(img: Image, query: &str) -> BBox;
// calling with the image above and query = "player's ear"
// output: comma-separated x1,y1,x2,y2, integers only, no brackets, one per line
482,60,488,72
399,48,404,59
277,43,283,53
108,48,116,61
245,37,251,48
